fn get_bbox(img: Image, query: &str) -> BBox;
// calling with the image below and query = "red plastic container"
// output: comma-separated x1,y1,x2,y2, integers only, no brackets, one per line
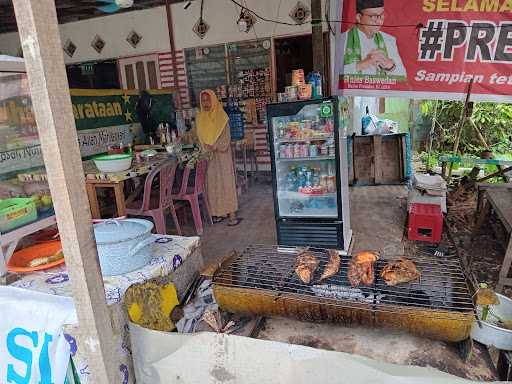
408,203,443,244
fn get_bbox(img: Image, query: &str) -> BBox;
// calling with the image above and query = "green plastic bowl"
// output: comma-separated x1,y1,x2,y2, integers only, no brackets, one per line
93,154,133,173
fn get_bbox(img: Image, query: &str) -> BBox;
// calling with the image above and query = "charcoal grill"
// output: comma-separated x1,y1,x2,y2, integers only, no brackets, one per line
212,245,475,342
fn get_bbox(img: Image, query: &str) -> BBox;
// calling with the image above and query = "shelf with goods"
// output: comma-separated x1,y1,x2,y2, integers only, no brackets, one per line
277,155,335,162
278,190,337,200
276,136,331,144
277,190,338,218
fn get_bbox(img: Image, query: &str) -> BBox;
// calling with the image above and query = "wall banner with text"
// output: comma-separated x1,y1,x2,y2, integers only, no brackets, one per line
335,0,512,102
0,88,176,180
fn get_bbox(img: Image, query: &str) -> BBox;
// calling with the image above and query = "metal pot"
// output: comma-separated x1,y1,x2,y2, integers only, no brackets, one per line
471,293,512,350
94,219,154,276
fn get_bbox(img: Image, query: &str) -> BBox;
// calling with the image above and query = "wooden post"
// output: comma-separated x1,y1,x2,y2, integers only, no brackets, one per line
447,79,473,180
165,0,179,97
12,0,117,382
311,0,325,77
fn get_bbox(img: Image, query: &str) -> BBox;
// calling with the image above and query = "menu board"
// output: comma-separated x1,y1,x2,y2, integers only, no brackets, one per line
184,44,227,107
227,40,271,85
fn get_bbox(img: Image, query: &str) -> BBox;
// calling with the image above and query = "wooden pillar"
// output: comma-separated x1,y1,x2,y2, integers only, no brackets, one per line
311,0,325,76
12,1,117,382
165,0,179,100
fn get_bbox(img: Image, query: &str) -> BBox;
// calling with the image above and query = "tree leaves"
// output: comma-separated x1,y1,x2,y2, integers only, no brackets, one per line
420,101,512,155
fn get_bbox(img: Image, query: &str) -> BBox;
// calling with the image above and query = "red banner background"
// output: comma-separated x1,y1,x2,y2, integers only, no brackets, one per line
336,0,512,101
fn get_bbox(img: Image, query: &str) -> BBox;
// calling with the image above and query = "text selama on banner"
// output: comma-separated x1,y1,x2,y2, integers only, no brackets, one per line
335,0,512,101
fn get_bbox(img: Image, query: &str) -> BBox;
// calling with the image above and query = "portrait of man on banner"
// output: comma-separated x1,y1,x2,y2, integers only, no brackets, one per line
341,0,406,78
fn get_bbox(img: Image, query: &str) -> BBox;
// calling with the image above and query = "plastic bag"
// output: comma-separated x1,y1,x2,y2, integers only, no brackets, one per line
0,286,77,384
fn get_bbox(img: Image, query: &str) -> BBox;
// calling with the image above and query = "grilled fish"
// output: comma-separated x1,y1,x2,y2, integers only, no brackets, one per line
320,249,341,281
347,251,379,287
381,258,420,286
295,251,319,284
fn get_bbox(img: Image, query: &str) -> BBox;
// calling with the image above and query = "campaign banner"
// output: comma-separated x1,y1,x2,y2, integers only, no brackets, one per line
335,0,512,102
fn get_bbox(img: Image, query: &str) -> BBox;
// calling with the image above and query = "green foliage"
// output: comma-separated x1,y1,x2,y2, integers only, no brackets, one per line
420,100,512,155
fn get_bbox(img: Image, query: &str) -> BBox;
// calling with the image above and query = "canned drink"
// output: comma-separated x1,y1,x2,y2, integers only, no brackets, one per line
285,144,293,158
294,143,301,158
299,143,308,158
327,176,337,193
328,144,336,156
280,144,287,159
310,144,318,157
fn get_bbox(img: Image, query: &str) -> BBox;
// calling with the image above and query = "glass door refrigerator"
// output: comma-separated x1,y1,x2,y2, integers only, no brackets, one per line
267,96,352,250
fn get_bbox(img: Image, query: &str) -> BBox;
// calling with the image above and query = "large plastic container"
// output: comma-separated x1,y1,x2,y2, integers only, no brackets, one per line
225,102,245,141
0,198,38,233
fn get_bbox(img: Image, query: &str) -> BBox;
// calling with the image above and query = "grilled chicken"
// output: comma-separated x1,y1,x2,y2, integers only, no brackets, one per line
347,251,379,287
295,251,319,284
381,258,420,286
320,249,341,281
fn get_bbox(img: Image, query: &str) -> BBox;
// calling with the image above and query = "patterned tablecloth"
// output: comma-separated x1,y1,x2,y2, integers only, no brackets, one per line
10,234,199,305
9,234,201,384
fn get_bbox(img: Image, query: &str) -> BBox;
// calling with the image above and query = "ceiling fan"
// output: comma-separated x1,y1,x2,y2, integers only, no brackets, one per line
96,0,134,13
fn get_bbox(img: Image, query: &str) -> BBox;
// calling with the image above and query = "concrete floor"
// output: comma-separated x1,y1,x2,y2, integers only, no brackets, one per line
175,180,497,381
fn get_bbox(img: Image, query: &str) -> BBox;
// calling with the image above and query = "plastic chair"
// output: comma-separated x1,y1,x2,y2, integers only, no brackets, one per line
172,159,212,235
126,160,182,235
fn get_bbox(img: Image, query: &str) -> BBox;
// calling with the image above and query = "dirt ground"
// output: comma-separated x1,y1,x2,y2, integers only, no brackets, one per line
446,187,512,298
174,178,498,381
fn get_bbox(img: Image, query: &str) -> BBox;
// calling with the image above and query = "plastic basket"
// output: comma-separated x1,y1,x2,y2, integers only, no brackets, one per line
0,198,38,233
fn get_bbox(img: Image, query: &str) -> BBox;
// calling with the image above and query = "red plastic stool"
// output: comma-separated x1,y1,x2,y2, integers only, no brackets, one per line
408,203,443,243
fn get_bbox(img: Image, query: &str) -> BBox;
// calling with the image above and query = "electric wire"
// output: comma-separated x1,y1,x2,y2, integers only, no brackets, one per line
226,0,504,31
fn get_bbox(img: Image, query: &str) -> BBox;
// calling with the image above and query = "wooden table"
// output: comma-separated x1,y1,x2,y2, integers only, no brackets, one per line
84,153,171,219
476,187,512,292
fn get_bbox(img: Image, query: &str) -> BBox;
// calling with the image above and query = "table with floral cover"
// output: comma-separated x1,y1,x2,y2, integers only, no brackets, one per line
9,234,202,384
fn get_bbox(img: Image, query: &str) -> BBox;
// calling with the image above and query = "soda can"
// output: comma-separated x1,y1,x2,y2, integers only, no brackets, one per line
327,176,337,193
310,144,318,157
294,143,301,158
285,144,293,158
280,144,287,159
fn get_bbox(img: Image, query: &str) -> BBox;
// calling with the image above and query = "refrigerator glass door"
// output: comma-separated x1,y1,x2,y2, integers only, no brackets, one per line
272,101,338,218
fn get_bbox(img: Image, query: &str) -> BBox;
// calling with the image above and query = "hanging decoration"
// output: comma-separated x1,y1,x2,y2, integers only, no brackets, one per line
193,18,209,39
63,39,77,58
126,30,142,48
237,8,256,33
193,0,209,39
289,1,310,25
91,35,106,53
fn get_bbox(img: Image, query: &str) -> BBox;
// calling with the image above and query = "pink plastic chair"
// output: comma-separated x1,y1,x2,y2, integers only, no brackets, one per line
172,159,212,235
126,160,182,235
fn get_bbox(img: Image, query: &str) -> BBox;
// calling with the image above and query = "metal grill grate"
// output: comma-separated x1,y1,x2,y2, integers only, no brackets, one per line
213,245,475,322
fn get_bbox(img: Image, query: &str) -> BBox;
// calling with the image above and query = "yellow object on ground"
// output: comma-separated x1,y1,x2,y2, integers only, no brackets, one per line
125,280,179,332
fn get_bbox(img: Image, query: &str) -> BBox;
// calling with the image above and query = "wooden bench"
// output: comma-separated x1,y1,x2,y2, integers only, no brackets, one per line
475,185,512,292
